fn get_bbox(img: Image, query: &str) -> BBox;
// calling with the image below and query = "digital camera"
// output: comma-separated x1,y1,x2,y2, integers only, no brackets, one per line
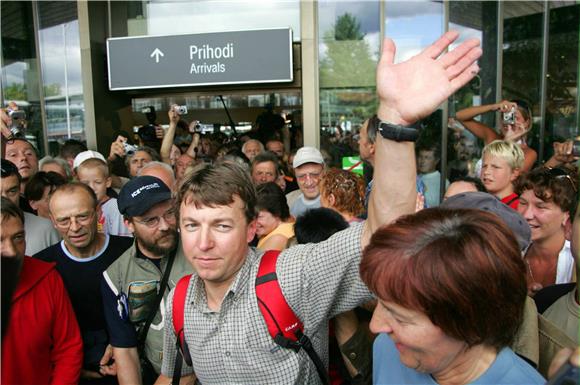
502,107,516,125
7,109,26,138
124,142,139,156
174,105,188,115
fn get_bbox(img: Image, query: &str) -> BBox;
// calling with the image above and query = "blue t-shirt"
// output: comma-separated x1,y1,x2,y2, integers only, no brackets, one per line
373,333,545,385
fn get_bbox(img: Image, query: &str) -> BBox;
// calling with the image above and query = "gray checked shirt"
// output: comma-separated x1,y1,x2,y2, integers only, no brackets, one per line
161,222,373,384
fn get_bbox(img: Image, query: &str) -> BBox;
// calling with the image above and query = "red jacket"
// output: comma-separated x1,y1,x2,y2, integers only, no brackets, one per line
2,257,83,385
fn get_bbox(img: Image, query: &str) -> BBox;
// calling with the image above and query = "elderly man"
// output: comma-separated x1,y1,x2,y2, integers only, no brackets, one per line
241,139,264,161
285,146,325,217
2,197,83,385
158,31,482,384
34,183,133,380
102,176,192,384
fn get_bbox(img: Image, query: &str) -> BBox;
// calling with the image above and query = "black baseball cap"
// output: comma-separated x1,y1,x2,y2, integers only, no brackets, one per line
118,176,172,217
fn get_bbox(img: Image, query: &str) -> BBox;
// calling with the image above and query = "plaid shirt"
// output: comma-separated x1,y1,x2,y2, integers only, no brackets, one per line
161,222,372,384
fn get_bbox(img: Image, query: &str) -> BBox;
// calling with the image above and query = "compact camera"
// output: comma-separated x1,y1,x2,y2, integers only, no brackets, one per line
174,105,188,115
7,109,26,138
502,107,516,125
124,142,139,156
141,106,153,114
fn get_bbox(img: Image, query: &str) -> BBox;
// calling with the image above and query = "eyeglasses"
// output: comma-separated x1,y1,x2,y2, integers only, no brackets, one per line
296,171,322,182
133,208,177,228
54,211,96,229
545,167,577,193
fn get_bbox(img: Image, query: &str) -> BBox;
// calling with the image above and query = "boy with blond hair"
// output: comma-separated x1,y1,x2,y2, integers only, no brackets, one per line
480,139,524,209
76,157,131,237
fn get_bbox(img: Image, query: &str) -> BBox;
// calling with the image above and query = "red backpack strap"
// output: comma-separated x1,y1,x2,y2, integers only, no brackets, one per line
255,250,303,343
172,274,193,366
255,250,330,385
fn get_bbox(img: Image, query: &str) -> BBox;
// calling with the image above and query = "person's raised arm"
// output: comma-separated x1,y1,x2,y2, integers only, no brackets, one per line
455,101,510,144
161,106,180,165
364,31,482,247
184,131,200,159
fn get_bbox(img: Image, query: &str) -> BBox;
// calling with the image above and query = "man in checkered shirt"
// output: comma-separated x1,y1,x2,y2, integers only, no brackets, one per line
156,32,482,384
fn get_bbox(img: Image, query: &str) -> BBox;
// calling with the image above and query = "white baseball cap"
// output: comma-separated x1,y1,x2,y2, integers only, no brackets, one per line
293,147,324,169
73,150,107,169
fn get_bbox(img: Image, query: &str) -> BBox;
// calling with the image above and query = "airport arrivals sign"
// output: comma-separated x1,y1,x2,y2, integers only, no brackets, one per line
107,28,293,90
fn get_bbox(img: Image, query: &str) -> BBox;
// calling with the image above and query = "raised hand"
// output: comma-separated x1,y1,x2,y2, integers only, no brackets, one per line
376,31,482,126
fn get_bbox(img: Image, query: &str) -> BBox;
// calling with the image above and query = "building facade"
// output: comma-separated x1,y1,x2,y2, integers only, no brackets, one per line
1,1,579,189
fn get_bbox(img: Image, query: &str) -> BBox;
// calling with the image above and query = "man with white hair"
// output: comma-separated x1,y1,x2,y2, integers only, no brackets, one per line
241,139,264,161
286,146,325,217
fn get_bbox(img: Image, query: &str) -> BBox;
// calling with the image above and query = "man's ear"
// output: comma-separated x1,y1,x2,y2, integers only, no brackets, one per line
124,218,135,234
369,143,376,157
29,200,40,212
247,218,257,243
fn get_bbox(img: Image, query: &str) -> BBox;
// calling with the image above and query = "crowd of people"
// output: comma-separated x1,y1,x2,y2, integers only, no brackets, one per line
0,31,578,385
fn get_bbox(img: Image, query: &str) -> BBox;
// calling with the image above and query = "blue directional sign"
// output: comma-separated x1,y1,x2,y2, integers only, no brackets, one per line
107,28,293,90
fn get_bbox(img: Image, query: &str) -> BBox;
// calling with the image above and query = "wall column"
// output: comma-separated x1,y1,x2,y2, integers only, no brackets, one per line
300,0,320,148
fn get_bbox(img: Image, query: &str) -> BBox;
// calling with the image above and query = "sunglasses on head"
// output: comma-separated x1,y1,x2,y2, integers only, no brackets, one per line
544,167,577,193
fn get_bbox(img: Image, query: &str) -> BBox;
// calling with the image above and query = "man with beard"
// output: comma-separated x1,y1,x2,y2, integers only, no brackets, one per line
102,176,192,385
2,197,83,385
34,183,133,382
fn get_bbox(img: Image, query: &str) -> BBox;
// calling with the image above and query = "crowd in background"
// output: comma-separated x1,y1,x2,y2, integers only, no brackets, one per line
0,30,579,385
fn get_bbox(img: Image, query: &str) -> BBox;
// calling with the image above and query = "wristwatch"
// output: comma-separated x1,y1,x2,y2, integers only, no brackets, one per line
377,121,422,142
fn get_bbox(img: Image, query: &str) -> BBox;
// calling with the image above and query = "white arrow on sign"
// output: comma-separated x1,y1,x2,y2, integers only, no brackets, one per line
150,48,164,63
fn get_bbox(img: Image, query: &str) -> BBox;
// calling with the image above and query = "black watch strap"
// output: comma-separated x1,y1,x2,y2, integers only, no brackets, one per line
378,121,421,142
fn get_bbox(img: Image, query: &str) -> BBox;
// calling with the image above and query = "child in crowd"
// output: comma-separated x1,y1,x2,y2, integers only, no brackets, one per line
480,139,524,209
75,155,131,237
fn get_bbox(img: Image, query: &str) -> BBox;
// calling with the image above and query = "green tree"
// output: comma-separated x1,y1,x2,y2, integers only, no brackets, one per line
4,83,27,101
334,12,364,41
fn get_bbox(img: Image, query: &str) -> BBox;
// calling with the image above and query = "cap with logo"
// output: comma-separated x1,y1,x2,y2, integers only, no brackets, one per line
441,191,531,252
73,150,107,169
118,176,172,217
293,147,324,169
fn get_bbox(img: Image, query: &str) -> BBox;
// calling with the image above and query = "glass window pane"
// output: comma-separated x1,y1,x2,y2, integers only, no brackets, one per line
37,1,85,147
447,1,498,185
126,0,301,41
545,3,579,154
318,0,380,168
502,1,544,163
1,1,45,155
386,1,445,206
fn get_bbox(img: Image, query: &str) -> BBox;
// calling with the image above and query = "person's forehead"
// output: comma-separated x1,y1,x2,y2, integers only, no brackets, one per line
255,161,275,170
247,141,260,149
483,153,509,165
133,151,152,160
180,194,246,217
1,215,24,234
1,175,20,188
77,165,106,178
6,140,34,153
267,141,283,149
50,188,93,209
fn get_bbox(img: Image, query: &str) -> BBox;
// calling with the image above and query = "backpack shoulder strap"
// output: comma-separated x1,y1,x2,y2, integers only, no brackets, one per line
255,250,303,343
173,274,193,366
255,250,330,385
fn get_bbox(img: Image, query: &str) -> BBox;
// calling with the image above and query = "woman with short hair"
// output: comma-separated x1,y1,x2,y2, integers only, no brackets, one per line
516,166,578,294
361,208,544,384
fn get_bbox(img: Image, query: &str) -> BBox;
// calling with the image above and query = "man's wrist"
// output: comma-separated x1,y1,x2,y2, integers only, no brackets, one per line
378,120,422,142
